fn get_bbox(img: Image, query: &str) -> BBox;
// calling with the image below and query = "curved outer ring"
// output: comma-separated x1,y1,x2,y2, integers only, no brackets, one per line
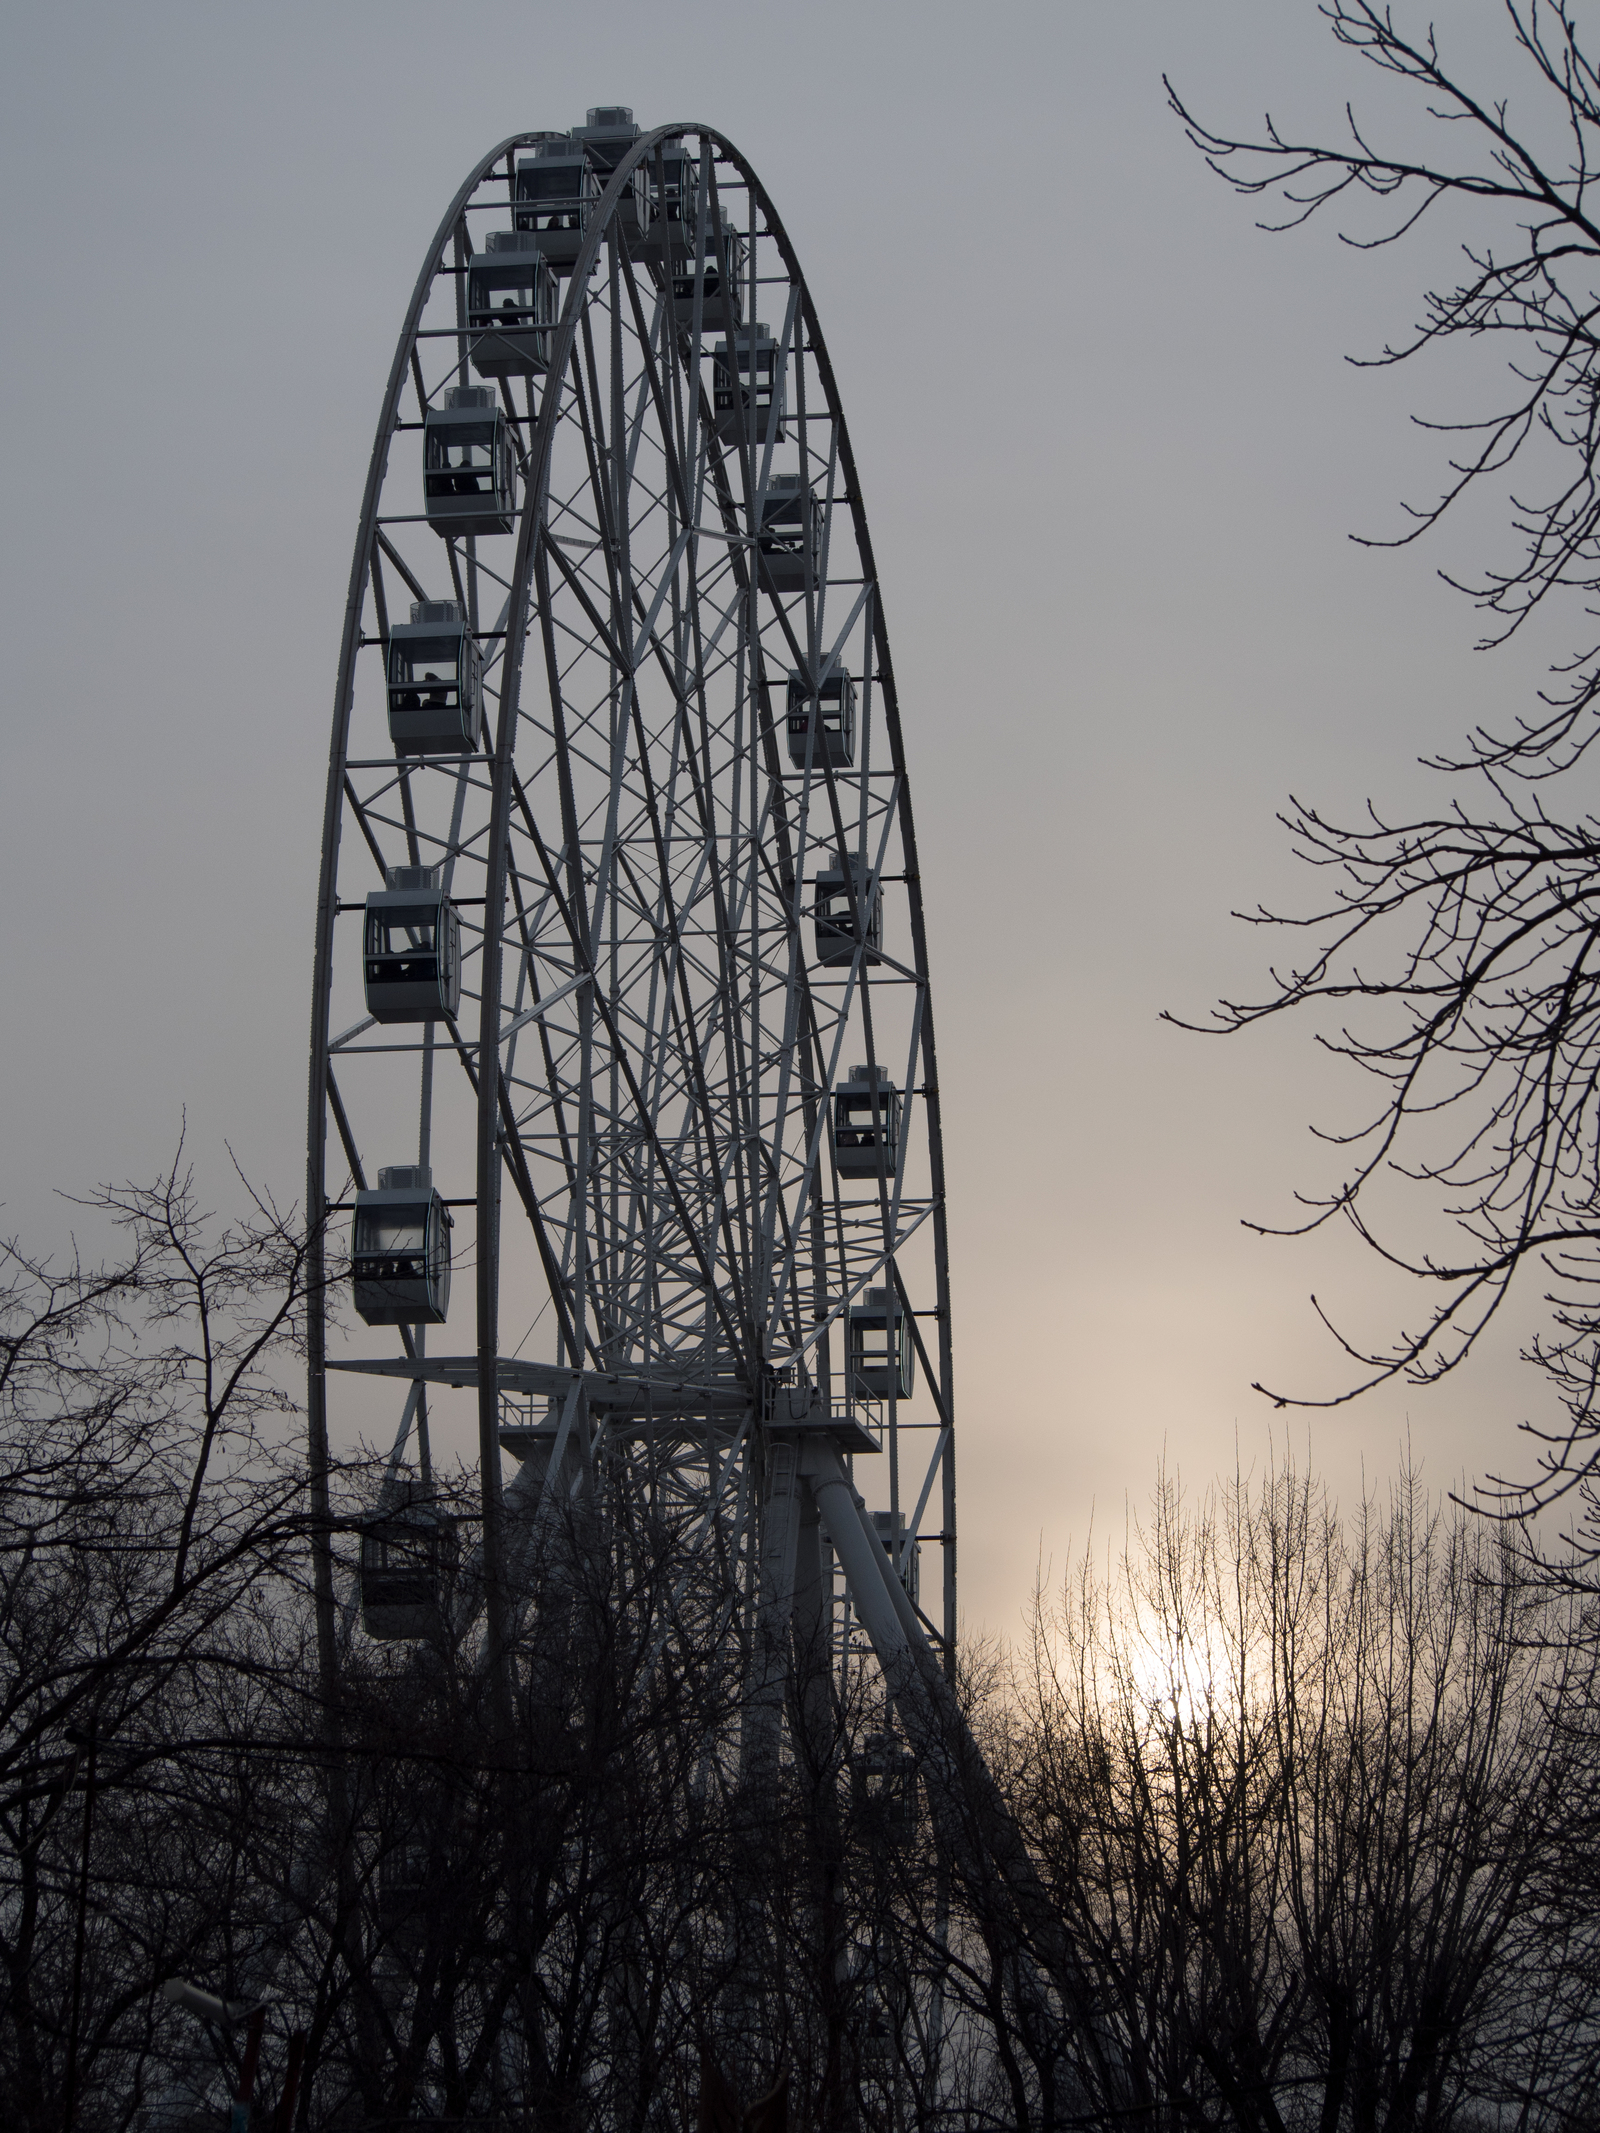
305,127,957,1695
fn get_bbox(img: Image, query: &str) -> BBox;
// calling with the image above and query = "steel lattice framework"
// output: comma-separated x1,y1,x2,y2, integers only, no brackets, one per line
118,123,1131,2133
304,123,958,1707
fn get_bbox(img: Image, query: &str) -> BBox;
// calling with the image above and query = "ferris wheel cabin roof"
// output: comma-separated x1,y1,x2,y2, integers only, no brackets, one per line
482,227,543,255
572,106,641,169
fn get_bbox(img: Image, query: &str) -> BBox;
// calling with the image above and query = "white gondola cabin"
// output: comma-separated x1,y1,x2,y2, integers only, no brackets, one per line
760,475,822,594
713,323,783,445
852,1728,919,1846
387,600,483,756
423,385,516,539
871,1508,920,1606
377,1838,431,1934
848,1287,913,1402
645,141,699,266
673,214,745,320
351,1165,453,1328
787,667,856,770
467,231,558,379
835,1064,899,1181
861,2010,897,2075
359,1484,459,1638
572,106,648,244
513,137,597,269
364,865,461,1023
813,852,881,968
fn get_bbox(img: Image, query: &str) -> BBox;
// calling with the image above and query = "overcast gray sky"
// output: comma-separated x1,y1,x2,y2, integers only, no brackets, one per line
0,0,1567,1637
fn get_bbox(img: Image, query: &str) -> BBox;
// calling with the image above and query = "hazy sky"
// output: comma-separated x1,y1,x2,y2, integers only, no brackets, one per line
0,0,1569,1638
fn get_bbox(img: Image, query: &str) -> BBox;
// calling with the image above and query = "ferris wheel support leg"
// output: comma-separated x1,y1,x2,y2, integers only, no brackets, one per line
798,1441,1127,2116
788,1468,850,2104
739,1435,802,1797
796,1443,919,1703
790,1476,833,1773
719,1432,804,2070
456,1399,588,1653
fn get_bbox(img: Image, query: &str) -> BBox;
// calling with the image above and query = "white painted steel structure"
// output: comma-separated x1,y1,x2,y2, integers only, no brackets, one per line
138,118,1134,2130
305,121,961,1727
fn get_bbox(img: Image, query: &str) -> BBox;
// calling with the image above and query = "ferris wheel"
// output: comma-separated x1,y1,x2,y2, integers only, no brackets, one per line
303,109,963,1784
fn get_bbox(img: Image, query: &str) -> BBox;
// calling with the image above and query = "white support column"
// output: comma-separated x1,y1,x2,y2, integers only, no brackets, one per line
456,1393,587,1649
500,1401,590,1643
739,1433,802,1793
798,1441,916,1683
790,1472,832,1770
799,1438,1127,2114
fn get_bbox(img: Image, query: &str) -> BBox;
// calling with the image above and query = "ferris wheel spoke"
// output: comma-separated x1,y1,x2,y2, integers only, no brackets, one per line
517,803,752,1364
570,331,628,624
617,262,702,555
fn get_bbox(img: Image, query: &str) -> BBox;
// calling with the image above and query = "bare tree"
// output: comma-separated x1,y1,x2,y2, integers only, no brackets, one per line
1166,2,1600,1537
0,1155,321,2130
38,1162,1550,2132
1010,1458,1599,2129
242,1461,779,2133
